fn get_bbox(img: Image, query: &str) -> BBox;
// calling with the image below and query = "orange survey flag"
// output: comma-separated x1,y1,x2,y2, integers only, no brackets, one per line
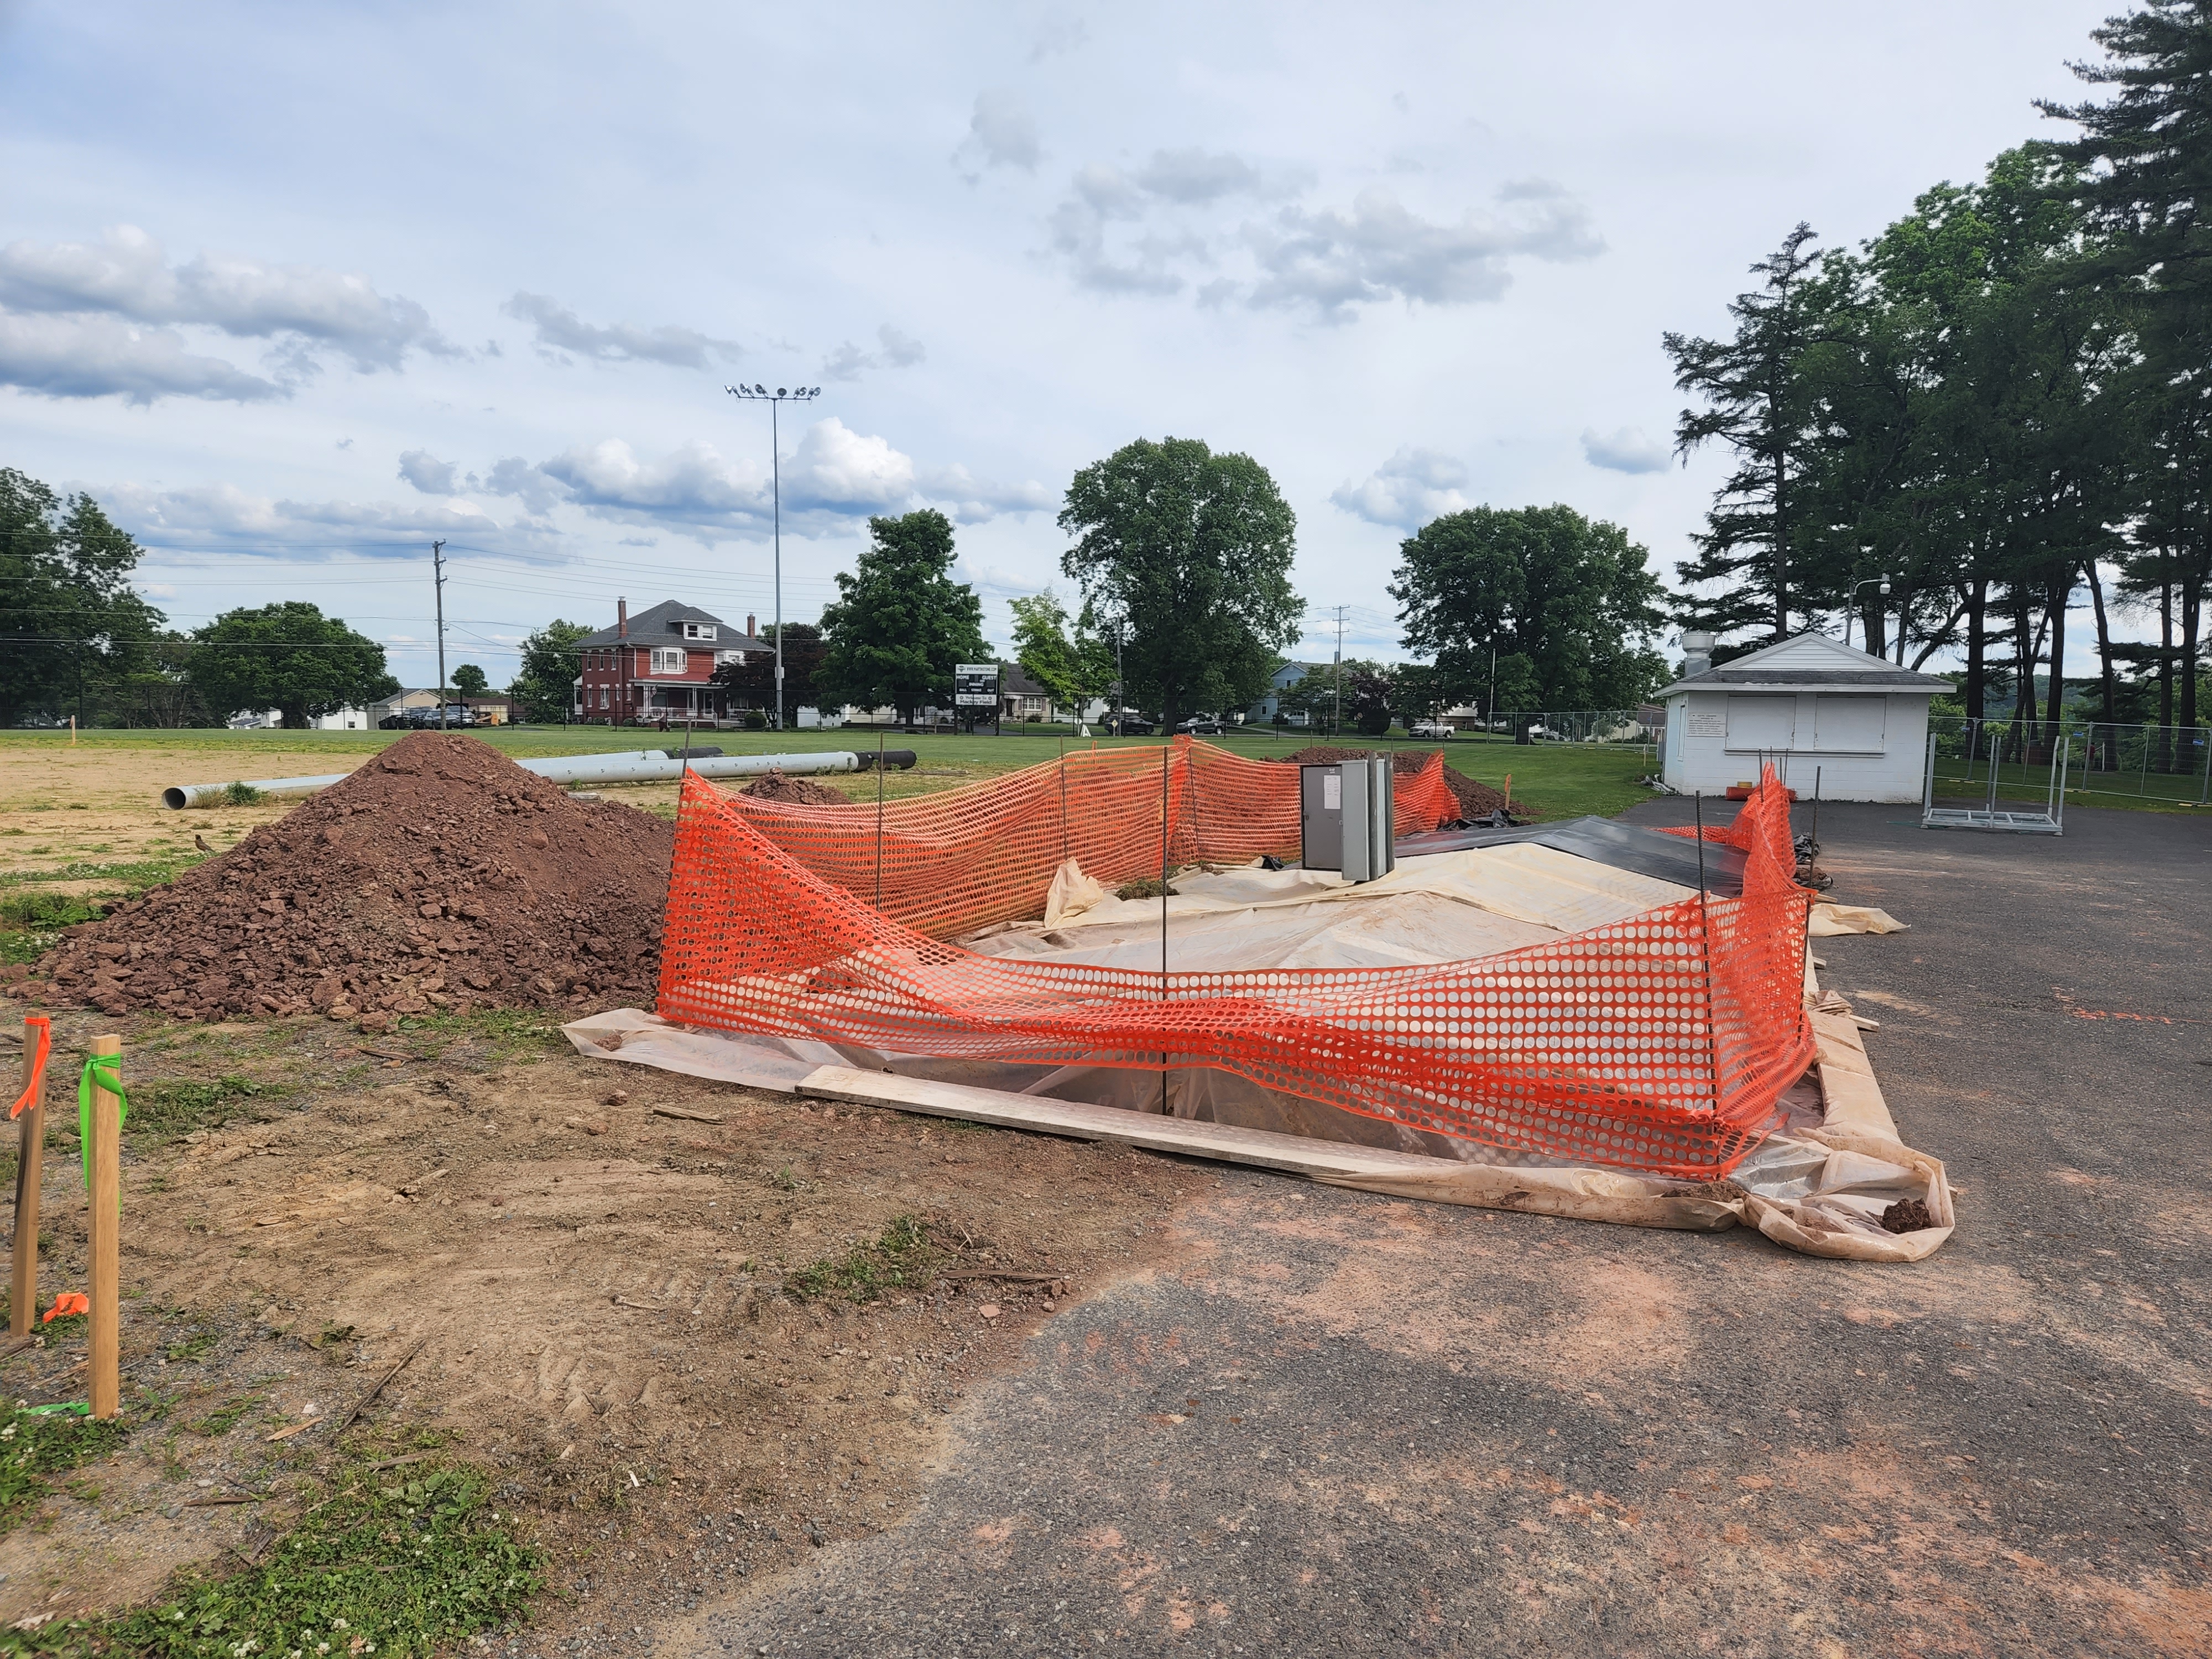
42,1293,87,1323
8,1015,50,1120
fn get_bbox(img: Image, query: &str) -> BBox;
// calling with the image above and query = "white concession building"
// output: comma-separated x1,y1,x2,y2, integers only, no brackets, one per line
1658,633,1950,803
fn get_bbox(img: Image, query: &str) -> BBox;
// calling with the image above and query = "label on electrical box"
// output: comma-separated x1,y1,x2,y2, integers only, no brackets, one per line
1322,773,1341,810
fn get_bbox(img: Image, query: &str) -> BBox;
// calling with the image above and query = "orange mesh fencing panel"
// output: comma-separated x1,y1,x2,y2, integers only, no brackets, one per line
657,765,1814,1179
716,737,1461,940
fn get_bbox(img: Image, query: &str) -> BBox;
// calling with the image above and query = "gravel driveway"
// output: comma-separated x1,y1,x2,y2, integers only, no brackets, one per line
665,800,2211,1657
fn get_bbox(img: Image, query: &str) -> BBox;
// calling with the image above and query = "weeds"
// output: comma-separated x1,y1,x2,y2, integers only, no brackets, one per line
187,1392,265,1438
133,1076,289,1141
787,1213,938,1303
222,781,265,806
0,1407,129,1535
1114,877,1178,901
12,1462,541,1659
164,1329,220,1365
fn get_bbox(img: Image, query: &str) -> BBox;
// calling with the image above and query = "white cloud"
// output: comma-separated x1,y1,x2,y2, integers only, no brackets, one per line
1244,184,1604,321
1580,425,1671,473
918,463,1055,524
0,310,283,403
820,323,926,382
534,420,1033,540
0,225,451,372
103,481,555,559
1330,446,1474,530
397,449,457,494
499,291,740,368
1028,12,1087,62
478,455,567,514
956,89,1041,177
1046,163,1601,321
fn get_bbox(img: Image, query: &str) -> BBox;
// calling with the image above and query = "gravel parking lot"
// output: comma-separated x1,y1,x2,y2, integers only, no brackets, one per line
668,800,2211,1658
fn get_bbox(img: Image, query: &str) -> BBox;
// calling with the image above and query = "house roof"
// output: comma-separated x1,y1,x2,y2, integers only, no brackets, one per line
1659,632,1952,698
577,600,768,651
1001,664,1052,698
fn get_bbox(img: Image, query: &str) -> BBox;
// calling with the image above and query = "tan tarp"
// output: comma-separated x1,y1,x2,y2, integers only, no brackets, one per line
577,842,1950,1261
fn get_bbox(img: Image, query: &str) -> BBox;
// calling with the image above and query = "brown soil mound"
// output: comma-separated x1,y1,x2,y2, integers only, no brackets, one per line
738,772,852,805
1270,746,1515,818
24,731,673,1026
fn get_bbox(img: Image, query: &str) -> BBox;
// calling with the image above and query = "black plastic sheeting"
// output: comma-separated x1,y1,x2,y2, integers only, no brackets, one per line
1394,815,1747,896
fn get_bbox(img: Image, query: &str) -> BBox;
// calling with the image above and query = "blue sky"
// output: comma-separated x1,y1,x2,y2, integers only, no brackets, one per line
0,0,2127,689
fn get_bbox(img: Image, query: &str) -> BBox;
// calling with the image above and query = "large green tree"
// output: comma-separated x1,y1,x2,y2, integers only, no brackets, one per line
2042,0,2212,744
1057,437,1302,726
817,509,988,722
1665,225,1832,641
0,469,166,727
508,619,591,722
186,603,398,728
1390,505,1669,714
711,622,828,725
450,663,490,697
1007,587,1114,713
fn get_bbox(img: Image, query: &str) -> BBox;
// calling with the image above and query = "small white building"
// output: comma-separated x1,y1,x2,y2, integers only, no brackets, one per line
1658,633,1950,803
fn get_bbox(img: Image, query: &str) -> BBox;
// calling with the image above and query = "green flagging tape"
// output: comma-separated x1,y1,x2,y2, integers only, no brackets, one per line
76,1053,128,1190
19,1402,89,1417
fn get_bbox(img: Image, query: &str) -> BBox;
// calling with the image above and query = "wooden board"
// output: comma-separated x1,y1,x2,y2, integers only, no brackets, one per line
795,1065,1452,1182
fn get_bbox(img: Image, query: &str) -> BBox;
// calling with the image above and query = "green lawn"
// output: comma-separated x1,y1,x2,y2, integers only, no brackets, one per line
0,724,1666,820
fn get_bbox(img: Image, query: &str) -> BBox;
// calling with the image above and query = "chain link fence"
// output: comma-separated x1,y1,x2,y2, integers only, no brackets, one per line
1928,716,2211,807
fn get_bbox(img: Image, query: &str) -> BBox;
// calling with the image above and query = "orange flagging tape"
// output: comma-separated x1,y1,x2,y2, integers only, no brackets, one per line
656,755,1813,1180
7,1016,50,1120
712,736,1462,940
43,1292,87,1323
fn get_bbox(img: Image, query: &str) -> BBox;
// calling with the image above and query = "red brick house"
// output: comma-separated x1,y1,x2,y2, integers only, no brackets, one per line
575,599,773,726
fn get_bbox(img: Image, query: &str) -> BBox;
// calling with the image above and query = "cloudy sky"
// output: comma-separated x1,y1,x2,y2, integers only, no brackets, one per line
0,0,2127,689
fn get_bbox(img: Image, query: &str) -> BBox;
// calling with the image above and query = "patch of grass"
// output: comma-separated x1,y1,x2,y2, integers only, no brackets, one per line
0,1407,129,1536
787,1213,938,1303
187,1391,264,1438
0,858,187,891
390,1007,566,1061
11,1461,540,1659
133,1075,290,1141
0,890,108,966
221,781,264,806
165,1329,220,1365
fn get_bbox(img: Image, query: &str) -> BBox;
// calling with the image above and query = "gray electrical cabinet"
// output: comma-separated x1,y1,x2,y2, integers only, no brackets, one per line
1299,756,1396,881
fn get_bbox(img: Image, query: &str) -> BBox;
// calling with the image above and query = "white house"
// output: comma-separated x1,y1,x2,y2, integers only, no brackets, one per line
1658,633,1950,803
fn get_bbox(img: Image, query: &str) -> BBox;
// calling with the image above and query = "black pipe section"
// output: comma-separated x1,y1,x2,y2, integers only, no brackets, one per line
856,749,918,771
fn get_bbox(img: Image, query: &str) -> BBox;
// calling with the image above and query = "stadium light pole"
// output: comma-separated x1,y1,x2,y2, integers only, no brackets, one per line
724,383,822,730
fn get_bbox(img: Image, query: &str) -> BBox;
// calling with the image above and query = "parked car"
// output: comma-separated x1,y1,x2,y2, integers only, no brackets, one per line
1176,716,1228,735
1409,719,1457,739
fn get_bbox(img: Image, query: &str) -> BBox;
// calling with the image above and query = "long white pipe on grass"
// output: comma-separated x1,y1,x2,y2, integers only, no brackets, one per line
161,747,914,809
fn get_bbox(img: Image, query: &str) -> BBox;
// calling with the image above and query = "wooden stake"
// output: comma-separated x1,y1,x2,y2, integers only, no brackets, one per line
87,1033,121,1420
9,1015,48,1340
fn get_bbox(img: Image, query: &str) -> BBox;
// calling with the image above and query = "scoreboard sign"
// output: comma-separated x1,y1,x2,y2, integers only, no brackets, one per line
953,664,1000,708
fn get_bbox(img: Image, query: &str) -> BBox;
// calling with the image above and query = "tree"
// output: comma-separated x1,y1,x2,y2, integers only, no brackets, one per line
2042,0,2212,744
711,622,829,726
0,469,166,728
1007,587,1114,714
186,603,398,728
450,663,489,697
1665,225,1832,641
1058,437,1302,726
1390,505,1670,714
817,510,988,723
508,620,591,723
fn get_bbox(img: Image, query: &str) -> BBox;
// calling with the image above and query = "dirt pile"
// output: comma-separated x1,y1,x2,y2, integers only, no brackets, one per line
738,772,852,805
22,731,674,1026
1270,746,1514,819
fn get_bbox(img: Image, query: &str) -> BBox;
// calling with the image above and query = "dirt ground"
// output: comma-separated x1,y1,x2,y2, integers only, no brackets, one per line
0,994,1201,1642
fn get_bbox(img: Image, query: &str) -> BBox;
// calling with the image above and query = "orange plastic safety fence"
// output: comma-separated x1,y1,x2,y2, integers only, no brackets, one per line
714,737,1462,940
657,763,1814,1179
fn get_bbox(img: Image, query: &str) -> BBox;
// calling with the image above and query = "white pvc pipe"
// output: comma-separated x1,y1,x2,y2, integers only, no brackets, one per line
161,747,889,808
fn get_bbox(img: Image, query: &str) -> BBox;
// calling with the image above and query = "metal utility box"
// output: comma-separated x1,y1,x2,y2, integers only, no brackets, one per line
1300,757,1396,881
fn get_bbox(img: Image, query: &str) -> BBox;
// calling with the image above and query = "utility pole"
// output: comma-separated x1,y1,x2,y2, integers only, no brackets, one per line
1332,604,1347,739
726,383,822,730
431,539,448,731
